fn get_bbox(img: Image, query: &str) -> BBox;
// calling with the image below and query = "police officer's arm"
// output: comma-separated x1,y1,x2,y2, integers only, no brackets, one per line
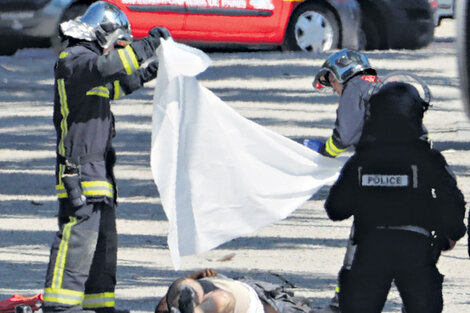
324,158,358,220
324,82,366,157
431,151,467,245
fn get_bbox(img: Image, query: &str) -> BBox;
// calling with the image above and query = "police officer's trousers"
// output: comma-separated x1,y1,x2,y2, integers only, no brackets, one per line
44,200,117,313
338,230,443,313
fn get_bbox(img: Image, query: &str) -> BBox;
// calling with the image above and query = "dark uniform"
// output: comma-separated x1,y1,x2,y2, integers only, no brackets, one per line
324,82,467,313
44,39,157,312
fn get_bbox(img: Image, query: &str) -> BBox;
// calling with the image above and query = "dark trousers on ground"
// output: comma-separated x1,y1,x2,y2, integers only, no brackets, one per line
338,230,443,313
43,200,117,313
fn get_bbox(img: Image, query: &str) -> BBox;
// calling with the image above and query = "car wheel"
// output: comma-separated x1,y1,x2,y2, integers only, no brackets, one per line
284,3,339,52
51,3,90,54
0,44,18,56
361,18,380,50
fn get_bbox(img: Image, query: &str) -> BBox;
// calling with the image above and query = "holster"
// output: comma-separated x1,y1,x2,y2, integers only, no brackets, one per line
431,232,449,263
343,224,357,270
62,163,86,208
58,149,110,205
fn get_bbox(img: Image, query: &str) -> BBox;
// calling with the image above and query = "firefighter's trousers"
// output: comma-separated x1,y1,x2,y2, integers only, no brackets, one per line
43,200,117,313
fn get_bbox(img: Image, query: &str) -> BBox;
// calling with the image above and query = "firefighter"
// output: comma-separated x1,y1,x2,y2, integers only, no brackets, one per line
324,80,467,313
304,49,381,157
304,49,383,310
42,2,170,313
305,50,432,311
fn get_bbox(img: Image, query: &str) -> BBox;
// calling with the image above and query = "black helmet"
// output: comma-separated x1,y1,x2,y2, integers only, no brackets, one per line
313,49,375,89
60,1,132,49
367,71,431,111
362,74,431,142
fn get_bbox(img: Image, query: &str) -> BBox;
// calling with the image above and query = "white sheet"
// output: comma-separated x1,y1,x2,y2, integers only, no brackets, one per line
151,39,343,269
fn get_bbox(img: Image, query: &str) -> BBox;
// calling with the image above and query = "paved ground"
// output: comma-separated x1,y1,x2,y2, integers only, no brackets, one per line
0,20,469,313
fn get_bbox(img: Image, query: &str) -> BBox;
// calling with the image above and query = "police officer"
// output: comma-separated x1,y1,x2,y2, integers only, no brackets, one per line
43,2,170,313
305,49,380,157
306,51,431,311
324,80,467,313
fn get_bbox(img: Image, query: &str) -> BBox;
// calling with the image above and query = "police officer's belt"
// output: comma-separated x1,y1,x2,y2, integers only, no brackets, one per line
376,225,431,237
57,152,105,166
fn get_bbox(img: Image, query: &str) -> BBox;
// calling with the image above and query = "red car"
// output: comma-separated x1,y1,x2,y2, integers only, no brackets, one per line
104,0,361,52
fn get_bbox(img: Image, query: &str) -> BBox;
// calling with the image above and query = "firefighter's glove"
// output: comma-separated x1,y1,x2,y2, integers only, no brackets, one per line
303,139,324,154
149,26,171,40
62,174,86,208
178,287,196,313
146,27,172,51
142,61,159,82
131,27,171,62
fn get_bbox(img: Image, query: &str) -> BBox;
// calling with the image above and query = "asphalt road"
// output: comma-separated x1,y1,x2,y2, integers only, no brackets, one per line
0,20,468,313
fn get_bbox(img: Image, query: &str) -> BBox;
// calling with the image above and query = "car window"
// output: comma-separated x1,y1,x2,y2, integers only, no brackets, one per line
1,0,51,11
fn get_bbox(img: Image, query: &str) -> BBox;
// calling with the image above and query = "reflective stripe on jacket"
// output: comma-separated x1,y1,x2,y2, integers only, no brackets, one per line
53,41,150,200
324,75,379,157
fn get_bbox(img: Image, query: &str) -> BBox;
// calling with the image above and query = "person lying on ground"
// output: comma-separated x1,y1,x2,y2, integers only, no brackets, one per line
155,269,316,313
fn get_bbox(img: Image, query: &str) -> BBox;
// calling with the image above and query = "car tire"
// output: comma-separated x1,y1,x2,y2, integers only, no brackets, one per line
283,3,339,52
0,44,18,56
51,3,90,54
361,17,380,50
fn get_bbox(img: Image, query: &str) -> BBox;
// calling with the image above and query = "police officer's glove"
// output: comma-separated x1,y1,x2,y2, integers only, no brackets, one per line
303,139,324,154
178,287,196,313
142,61,159,82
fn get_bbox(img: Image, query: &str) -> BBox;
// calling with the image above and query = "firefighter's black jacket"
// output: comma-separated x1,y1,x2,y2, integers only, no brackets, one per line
53,40,156,203
324,82,467,244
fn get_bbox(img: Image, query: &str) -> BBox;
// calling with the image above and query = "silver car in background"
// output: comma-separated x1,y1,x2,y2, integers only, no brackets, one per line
434,0,455,25
0,0,92,55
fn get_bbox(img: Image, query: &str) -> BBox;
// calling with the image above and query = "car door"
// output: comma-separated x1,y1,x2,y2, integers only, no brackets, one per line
106,0,186,39
182,0,287,43
0,0,49,31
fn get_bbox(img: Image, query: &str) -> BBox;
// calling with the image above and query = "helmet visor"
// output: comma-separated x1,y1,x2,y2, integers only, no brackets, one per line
79,4,106,28
316,49,373,86
313,69,331,89
378,72,431,105
78,1,132,49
